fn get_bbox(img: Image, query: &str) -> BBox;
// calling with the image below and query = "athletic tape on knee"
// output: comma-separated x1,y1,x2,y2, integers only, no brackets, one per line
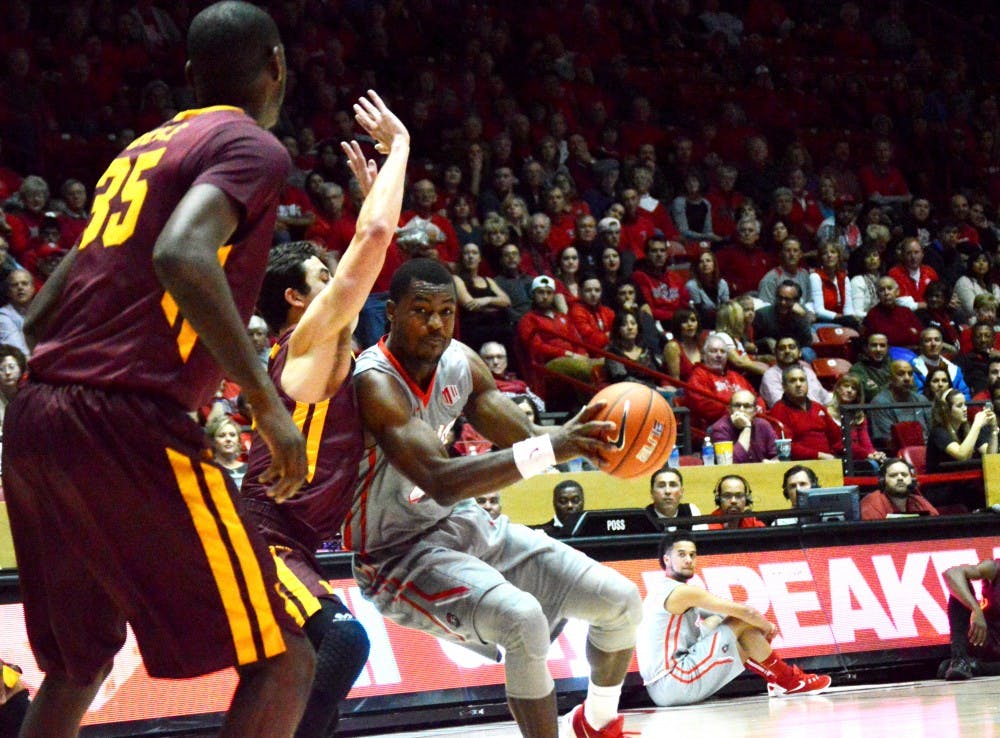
475,586,554,699
563,566,641,654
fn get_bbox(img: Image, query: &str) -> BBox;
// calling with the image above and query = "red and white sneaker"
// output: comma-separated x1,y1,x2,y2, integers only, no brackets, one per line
767,666,832,697
560,703,625,738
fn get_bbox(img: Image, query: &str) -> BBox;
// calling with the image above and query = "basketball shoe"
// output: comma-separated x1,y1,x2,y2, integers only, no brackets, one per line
766,664,832,697
560,703,626,738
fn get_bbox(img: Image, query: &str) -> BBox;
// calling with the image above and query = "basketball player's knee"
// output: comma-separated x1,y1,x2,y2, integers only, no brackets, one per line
305,609,371,698
585,571,642,653
479,587,550,661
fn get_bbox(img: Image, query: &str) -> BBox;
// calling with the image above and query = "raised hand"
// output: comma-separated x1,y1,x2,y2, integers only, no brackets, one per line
341,139,377,198
352,89,408,155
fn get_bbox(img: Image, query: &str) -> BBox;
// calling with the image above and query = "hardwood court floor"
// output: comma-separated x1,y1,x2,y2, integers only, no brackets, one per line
384,677,1000,738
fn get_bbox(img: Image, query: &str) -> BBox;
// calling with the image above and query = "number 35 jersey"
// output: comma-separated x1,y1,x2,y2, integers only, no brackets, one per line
29,106,290,411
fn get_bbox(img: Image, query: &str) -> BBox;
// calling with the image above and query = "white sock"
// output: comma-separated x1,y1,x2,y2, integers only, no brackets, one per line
584,679,622,729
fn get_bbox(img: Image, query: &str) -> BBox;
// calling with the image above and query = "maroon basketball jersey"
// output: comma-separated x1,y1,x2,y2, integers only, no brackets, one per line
30,106,290,410
242,329,365,546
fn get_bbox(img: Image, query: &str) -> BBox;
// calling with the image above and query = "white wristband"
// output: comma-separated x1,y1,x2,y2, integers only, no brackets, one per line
513,434,556,478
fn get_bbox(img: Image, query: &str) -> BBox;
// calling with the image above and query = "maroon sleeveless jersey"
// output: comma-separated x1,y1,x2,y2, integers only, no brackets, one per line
241,329,365,545
29,106,290,410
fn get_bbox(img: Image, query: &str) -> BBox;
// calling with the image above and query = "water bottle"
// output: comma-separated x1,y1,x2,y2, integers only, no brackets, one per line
669,445,681,468
701,436,715,466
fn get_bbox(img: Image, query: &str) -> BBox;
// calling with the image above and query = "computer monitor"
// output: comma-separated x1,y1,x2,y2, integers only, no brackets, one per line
570,509,659,537
796,485,861,522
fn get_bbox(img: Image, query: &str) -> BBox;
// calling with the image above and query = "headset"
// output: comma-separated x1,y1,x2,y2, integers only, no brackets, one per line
714,473,754,507
877,457,918,493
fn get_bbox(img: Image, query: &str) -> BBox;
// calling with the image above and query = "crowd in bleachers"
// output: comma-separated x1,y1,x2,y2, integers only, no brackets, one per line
0,0,999,507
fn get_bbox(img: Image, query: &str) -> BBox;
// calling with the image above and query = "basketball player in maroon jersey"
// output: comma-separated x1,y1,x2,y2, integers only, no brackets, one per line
2,4,313,737
242,89,410,738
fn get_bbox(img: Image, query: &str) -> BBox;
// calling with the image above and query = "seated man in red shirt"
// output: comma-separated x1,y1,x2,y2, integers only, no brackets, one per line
568,276,614,352
860,458,939,520
516,275,598,403
768,366,843,460
717,218,777,296
887,237,938,309
683,334,763,429
707,474,766,529
478,340,546,411
862,276,923,350
632,234,691,326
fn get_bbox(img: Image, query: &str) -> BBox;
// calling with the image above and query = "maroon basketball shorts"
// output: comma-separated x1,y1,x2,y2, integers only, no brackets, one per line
2,383,302,684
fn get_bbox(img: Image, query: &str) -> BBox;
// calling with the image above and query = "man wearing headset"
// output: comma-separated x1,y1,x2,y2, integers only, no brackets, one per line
771,465,822,526
860,457,939,520
706,474,766,529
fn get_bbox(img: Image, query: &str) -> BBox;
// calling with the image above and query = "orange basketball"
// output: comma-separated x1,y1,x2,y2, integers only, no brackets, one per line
587,382,677,479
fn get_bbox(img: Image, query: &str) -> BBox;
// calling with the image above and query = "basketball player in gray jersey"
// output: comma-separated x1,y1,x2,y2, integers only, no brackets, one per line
346,258,641,738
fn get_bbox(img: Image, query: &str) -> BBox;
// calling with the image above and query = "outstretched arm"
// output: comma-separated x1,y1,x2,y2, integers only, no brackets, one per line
357,355,613,506
282,90,410,403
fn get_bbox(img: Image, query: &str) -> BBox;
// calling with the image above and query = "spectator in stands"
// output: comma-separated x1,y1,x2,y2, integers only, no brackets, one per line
828,374,885,465
810,242,860,328
605,310,659,387
912,327,971,399
760,336,831,407
861,458,938,520
849,245,884,317
707,474,766,530
820,140,862,202
304,182,355,257
501,195,530,246
752,280,814,356
478,166,518,219
924,223,967,293
862,277,923,350
635,166,674,238
553,245,583,308
671,173,719,245
817,196,864,259
493,243,533,324
0,343,25,427
205,415,247,490
662,308,702,382
957,324,1000,396
758,237,812,311
926,389,998,472
869,360,932,448
619,188,658,268
537,479,585,538
572,213,601,272
888,238,938,309
643,466,705,531
849,332,892,402
3,175,51,257
954,251,1000,316
713,300,769,378
474,492,503,520
582,159,620,221
516,275,596,401
612,279,661,354
632,235,690,326
739,136,780,210
684,334,761,430
718,218,776,297
0,268,33,357
478,341,545,412
521,212,556,277
544,187,576,254
769,366,843,461
708,390,779,464
915,282,963,352
401,179,459,267
705,164,744,241
448,194,481,250
858,139,912,208
454,242,512,353
247,315,269,368
922,367,954,403
685,249,729,326
569,276,614,353
940,559,1000,681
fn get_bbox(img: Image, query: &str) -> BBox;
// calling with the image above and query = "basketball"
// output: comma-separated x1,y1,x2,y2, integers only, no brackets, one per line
587,382,677,479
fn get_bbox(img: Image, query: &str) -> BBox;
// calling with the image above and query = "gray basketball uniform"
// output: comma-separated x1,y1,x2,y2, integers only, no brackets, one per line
636,576,744,706
345,339,598,658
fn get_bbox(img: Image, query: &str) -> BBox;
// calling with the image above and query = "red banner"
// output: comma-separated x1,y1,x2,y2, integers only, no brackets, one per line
2,536,995,726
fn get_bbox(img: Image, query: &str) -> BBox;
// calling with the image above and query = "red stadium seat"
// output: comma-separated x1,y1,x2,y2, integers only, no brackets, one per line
900,445,927,474
814,326,859,361
811,358,853,389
